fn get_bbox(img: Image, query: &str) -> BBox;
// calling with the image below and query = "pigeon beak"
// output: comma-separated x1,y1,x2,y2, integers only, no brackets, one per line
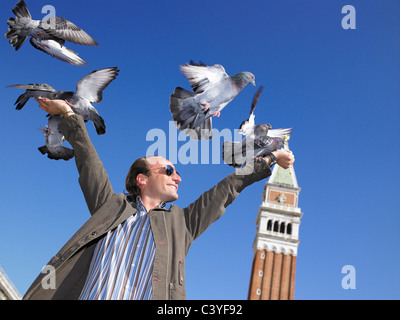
252,80,256,86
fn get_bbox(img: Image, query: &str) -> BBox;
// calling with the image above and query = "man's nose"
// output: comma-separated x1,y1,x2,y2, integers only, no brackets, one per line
173,173,182,183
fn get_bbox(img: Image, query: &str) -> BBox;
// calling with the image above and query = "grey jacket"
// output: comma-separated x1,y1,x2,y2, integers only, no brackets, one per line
23,114,271,300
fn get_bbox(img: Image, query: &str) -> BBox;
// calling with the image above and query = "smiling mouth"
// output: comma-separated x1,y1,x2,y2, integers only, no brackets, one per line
168,184,178,191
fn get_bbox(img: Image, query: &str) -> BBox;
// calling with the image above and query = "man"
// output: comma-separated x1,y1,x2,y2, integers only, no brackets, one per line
24,98,295,300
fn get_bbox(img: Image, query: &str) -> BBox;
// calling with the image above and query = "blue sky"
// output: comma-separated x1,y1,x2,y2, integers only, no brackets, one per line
0,0,399,300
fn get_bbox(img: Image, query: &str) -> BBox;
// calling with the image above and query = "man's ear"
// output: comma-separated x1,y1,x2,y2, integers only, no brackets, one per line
136,173,148,188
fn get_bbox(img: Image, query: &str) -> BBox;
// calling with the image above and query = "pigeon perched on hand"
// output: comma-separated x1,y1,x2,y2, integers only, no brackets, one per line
5,0,98,66
38,115,74,161
169,61,256,140
222,86,292,167
9,67,119,135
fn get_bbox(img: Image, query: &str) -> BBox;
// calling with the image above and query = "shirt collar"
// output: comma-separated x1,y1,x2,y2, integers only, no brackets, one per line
135,196,166,214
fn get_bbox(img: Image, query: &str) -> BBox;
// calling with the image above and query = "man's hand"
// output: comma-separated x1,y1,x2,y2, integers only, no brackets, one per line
263,149,295,169
35,98,74,117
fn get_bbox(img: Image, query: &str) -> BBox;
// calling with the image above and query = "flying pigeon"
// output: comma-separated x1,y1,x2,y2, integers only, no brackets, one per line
38,115,74,161
9,67,119,135
5,0,98,66
169,61,256,140
222,86,292,167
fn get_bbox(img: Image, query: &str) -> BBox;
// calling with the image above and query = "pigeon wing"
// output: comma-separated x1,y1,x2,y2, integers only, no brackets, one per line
267,127,293,139
75,67,119,103
238,86,264,136
8,83,56,92
41,16,98,46
250,85,264,116
179,62,228,93
29,38,87,65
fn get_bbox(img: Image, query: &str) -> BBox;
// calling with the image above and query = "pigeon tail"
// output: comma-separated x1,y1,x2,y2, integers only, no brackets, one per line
14,93,30,110
186,117,212,140
12,0,31,19
38,145,74,161
169,87,212,140
91,113,106,135
5,19,29,50
38,145,48,155
5,0,32,50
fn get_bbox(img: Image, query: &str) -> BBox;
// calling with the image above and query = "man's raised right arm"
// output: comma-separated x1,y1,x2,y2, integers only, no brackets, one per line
36,98,115,215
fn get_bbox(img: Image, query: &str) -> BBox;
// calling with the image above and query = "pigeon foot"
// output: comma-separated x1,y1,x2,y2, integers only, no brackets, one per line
38,31,46,40
211,111,221,117
38,125,48,135
201,102,210,110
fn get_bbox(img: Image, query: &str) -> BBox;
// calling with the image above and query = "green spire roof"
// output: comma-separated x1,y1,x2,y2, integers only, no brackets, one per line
268,162,299,188
268,141,299,188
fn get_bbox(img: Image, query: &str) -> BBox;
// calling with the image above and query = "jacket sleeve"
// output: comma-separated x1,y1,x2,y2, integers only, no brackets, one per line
59,114,115,216
183,160,271,242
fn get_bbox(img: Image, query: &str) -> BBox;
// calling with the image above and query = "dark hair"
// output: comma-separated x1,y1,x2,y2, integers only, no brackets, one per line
125,157,151,202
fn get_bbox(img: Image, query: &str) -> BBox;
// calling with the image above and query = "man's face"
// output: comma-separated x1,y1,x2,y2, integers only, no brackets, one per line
143,157,182,203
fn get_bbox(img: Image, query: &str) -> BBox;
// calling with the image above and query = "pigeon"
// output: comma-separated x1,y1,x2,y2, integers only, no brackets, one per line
57,67,119,135
5,0,98,66
222,86,292,167
9,67,119,135
38,115,74,161
7,83,57,110
169,61,256,140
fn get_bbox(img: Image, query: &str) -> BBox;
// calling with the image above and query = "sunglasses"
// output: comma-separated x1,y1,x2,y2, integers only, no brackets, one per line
150,165,180,177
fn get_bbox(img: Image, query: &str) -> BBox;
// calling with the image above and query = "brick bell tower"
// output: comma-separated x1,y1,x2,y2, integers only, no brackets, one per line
248,152,303,300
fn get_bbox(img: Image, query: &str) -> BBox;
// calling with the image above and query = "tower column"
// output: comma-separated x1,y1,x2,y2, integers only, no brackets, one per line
270,252,282,300
247,249,265,300
260,250,274,300
289,255,297,300
280,253,292,299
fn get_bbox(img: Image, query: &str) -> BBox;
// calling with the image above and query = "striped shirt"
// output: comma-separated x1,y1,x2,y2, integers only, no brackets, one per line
79,197,162,300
